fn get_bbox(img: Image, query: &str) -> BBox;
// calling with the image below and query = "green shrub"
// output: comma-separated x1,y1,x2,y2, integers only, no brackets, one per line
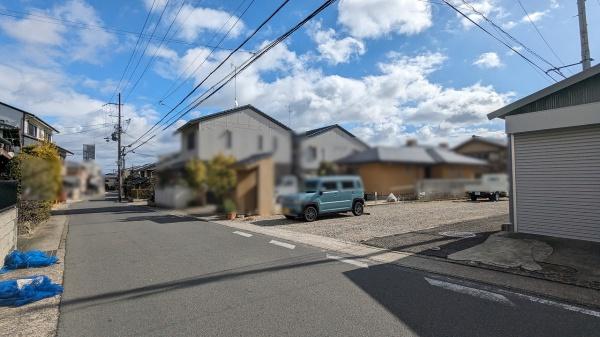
222,198,237,213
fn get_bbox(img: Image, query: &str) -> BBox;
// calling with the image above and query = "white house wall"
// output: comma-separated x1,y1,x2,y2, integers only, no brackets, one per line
299,128,368,171
195,108,292,165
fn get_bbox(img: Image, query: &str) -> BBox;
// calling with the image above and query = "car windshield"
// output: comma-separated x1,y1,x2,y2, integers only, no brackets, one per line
303,180,318,193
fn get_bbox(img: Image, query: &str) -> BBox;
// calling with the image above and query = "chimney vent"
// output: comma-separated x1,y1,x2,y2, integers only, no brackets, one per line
439,142,449,149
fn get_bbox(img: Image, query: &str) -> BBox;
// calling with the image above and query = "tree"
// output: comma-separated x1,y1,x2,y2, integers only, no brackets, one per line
9,142,62,229
185,159,207,205
205,154,237,203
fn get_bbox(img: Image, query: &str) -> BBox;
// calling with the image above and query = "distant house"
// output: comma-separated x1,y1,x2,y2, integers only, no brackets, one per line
175,104,293,182
0,101,72,160
488,63,600,242
295,124,369,177
453,135,507,175
337,141,486,196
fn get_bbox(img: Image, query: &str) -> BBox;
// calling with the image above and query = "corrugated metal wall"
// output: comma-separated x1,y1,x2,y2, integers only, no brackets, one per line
514,75,600,115
514,124,600,242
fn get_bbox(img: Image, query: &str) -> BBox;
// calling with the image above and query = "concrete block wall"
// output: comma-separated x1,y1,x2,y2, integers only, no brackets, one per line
0,207,17,259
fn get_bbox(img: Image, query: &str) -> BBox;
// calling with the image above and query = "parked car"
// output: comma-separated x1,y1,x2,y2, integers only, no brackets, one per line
465,173,508,201
279,175,365,222
275,175,299,202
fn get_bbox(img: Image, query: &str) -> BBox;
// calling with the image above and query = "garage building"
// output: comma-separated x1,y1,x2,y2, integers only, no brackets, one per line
488,64,600,242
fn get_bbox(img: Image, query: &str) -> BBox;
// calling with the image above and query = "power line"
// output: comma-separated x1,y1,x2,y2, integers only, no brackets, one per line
0,8,245,50
128,0,339,154
441,0,558,83
110,0,157,101
120,0,171,100
459,0,564,80
158,0,256,103
127,0,291,148
515,0,571,76
123,0,186,101
161,0,339,131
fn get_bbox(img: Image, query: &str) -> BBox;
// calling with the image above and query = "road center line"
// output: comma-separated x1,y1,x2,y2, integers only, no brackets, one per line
425,277,513,306
269,240,295,249
233,231,253,238
326,254,369,268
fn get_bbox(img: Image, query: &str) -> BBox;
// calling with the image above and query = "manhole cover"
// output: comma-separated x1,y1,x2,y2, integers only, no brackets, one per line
438,231,476,238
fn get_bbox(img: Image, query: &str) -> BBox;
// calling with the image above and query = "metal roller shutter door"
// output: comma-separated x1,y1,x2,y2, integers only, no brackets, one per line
514,124,600,242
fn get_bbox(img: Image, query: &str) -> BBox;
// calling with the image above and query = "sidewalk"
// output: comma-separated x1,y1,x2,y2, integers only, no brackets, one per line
170,208,600,310
0,209,68,337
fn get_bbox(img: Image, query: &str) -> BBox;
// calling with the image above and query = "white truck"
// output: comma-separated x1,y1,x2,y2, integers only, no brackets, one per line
465,173,508,202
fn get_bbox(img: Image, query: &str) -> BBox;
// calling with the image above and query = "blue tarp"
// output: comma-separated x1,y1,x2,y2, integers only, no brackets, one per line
0,250,59,274
0,275,63,307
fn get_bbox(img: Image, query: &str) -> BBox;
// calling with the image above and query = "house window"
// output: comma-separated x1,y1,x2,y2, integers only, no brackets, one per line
258,135,263,151
27,123,37,137
272,136,278,151
186,131,196,150
225,130,232,149
307,146,317,161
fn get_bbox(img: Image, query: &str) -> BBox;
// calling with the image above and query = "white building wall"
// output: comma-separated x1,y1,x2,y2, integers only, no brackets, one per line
0,207,17,259
299,128,368,172
194,108,292,165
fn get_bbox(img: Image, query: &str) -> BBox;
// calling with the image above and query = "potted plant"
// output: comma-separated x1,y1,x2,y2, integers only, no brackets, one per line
223,198,237,220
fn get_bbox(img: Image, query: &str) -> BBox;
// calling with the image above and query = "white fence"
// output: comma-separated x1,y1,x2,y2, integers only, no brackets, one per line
0,206,17,258
416,178,479,200
154,185,194,209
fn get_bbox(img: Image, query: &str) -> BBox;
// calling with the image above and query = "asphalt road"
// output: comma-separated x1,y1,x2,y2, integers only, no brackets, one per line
57,195,600,337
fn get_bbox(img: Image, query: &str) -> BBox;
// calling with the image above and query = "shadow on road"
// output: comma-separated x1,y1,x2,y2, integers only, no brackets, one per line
119,215,194,224
252,212,353,227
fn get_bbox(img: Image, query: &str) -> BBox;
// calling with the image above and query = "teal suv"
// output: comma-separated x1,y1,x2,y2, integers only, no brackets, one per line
280,176,365,222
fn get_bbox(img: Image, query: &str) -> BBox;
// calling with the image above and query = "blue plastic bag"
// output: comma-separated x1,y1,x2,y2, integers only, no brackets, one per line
0,250,59,274
0,275,63,307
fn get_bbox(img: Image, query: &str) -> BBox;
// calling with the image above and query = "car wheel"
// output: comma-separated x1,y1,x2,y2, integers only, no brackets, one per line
303,206,318,222
470,194,477,201
352,201,364,216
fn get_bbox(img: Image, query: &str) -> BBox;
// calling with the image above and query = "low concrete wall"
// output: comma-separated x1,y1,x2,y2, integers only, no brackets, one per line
416,178,479,200
0,206,17,258
155,185,194,209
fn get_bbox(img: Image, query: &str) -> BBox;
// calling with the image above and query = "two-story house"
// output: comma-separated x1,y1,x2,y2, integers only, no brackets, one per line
0,101,72,160
175,105,293,182
294,124,369,176
453,135,507,175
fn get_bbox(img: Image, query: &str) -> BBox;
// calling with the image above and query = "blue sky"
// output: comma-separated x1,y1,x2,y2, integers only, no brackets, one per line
0,0,598,171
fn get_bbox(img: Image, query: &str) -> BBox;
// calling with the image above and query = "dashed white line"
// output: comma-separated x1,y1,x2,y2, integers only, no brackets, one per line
425,277,513,306
326,254,369,269
233,231,253,238
269,240,295,249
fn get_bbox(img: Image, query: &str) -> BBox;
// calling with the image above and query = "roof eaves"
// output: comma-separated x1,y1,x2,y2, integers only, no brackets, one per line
488,64,600,120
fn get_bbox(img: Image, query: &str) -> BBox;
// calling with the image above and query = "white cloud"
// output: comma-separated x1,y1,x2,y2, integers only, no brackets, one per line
174,4,245,42
523,10,546,23
337,0,432,39
309,23,365,64
0,0,115,64
473,52,503,68
449,0,501,29
157,45,511,147
0,14,65,45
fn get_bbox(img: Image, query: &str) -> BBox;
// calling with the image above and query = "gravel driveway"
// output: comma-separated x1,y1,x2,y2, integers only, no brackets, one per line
239,200,509,243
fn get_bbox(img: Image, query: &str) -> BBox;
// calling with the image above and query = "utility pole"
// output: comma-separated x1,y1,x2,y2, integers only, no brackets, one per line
231,62,238,108
577,0,591,70
117,93,123,202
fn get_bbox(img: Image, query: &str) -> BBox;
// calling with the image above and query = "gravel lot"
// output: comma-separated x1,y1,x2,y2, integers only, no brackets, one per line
238,200,509,243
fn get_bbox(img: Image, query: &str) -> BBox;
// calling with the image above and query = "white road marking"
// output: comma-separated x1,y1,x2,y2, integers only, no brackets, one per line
233,231,253,238
269,240,296,249
425,276,600,318
425,277,513,306
326,254,369,269
497,288,600,318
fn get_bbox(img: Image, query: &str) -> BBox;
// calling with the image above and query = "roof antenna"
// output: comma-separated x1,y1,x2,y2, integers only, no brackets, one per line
231,62,238,108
